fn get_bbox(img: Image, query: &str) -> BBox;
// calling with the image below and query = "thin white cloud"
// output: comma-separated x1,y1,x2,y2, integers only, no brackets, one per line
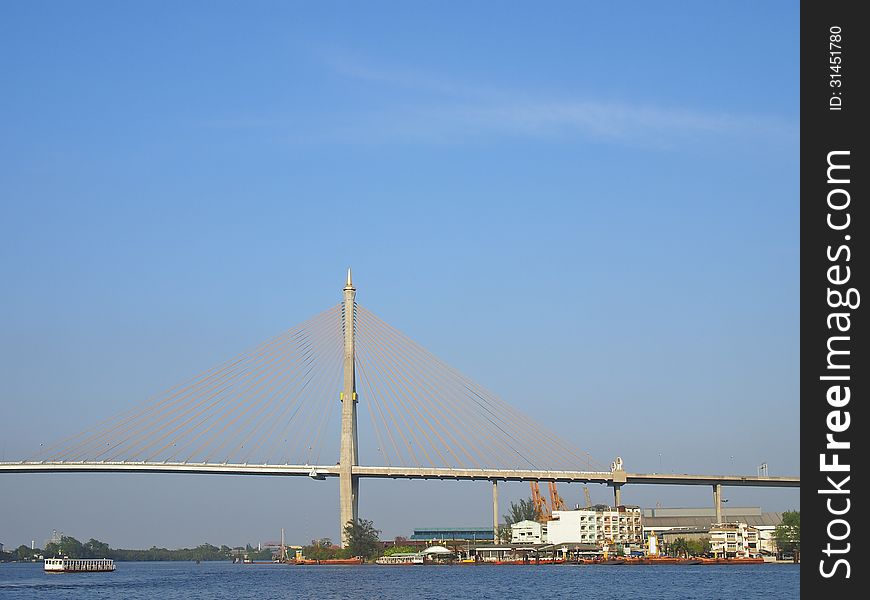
318,51,796,146
200,50,796,148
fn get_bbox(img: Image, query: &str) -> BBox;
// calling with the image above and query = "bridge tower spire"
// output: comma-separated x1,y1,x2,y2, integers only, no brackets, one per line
339,268,359,547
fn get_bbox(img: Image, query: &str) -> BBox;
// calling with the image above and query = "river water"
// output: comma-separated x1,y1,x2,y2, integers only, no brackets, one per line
0,561,799,599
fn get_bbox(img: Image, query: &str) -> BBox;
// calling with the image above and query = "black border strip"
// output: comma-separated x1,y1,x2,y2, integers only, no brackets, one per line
802,1,866,594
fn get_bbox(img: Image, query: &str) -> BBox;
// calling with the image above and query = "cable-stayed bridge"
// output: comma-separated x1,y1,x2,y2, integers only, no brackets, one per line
0,270,799,546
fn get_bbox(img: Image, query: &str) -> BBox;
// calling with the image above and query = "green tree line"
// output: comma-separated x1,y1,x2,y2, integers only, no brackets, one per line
667,537,711,557
1,536,266,562
4,519,387,563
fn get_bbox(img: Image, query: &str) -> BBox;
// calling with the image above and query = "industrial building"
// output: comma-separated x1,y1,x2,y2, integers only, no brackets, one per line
641,506,782,530
410,527,494,543
641,506,782,555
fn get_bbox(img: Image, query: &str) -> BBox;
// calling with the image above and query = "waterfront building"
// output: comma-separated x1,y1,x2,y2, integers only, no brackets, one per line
757,528,778,555
510,520,548,544
534,506,642,548
410,527,493,543
473,546,515,562
546,510,597,545
594,506,643,547
709,522,760,558
642,507,782,555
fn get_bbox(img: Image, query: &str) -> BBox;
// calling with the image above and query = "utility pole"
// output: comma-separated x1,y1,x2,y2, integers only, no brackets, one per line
339,268,359,547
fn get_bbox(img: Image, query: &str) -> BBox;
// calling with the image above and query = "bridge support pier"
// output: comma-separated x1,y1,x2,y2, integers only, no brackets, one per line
713,483,722,524
612,484,622,507
339,269,359,547
492,481,499,542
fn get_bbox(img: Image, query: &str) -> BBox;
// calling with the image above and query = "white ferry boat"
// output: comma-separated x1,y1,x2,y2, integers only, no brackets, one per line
44,557,116,573
375,552,424,565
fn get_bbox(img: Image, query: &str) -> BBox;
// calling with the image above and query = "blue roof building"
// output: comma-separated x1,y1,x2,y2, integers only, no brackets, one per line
411,527,494,541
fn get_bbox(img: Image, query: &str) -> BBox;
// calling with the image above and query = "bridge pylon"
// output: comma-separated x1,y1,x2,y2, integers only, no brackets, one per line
339,268,359,547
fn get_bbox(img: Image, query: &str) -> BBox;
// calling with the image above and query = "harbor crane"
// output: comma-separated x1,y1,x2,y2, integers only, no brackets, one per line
530,481,567,522
530,481,550,521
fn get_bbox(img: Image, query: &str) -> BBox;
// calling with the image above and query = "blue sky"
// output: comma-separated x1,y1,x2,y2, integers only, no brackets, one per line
0,1,799,548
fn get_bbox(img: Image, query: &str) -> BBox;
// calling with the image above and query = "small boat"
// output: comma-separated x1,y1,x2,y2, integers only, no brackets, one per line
44,557,115,573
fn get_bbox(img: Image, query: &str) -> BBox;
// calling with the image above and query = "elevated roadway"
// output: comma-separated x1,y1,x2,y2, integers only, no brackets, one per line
0,461,799,487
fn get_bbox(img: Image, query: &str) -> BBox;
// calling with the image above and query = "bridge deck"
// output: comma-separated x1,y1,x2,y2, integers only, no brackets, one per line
0,461,799,487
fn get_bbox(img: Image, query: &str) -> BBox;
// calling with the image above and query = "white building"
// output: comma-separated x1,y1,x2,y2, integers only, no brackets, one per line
546,510,597,546
710,522,760,558
757,528,778,555
509,507,644,549
595,506,644,547
510,520,547,544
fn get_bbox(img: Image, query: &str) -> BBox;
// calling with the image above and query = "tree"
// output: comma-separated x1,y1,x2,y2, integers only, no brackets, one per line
84,539,111,558
45,536,85,558
503,498,540,526
685,538,710,557
383,546,416,556
194,543,223,561
304,538,340,560
774,510,800,559
16,545,34,561
669,537,690,558
343,519,382,560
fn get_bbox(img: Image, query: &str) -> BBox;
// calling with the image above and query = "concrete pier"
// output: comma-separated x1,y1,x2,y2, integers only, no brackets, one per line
713,483,722,523
492,481,499,542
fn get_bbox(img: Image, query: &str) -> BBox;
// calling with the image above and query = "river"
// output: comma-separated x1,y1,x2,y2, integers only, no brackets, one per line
0,560,799,599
